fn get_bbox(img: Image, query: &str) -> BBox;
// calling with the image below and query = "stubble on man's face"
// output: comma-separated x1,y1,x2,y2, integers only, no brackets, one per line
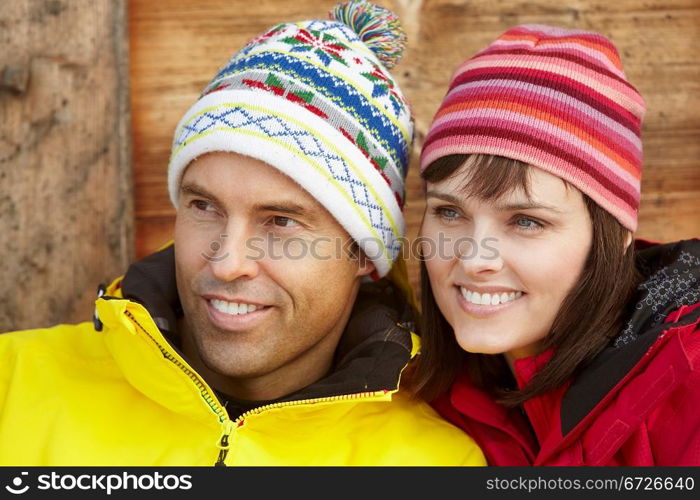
173,152,370,400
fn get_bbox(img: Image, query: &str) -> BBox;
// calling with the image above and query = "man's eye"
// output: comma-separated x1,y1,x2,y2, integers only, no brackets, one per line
191,200,217,213
272,216,300,228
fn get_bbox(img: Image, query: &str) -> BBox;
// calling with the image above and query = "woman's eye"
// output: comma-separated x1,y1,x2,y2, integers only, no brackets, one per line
271,216,300,228
433,207,460,221
514,216,544,231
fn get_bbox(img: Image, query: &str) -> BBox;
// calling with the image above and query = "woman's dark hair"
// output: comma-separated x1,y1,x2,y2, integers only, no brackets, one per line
412,154,641,407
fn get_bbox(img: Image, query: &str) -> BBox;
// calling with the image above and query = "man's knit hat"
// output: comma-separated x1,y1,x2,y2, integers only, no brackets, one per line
168,1,413,278
420,24,646,232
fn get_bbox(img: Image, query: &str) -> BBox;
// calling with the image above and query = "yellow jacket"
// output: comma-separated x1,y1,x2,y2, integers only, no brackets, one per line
0,247,484,466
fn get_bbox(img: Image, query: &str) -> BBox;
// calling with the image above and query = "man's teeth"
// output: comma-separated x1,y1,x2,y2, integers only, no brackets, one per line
211,299,261,315
460,287,523,306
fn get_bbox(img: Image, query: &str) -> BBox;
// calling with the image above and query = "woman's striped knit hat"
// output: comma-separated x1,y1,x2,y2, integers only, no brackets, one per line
168,1,412,278
420,24,646,231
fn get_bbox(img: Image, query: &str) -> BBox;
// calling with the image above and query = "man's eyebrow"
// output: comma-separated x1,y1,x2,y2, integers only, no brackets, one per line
180,183,223,206
254,202,315,220
181,182,315,220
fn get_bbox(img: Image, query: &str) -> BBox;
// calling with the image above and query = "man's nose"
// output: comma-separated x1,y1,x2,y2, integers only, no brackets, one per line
207,228,260,282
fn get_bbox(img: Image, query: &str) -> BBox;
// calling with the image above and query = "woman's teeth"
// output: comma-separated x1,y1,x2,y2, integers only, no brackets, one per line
211,299,261,316
460,287,522,306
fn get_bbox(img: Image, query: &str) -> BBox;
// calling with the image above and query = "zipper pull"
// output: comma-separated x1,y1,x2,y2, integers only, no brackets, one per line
214,419,235,467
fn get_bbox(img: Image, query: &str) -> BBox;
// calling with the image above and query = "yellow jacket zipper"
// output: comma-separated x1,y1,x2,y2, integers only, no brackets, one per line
123,309,229,421
214,390,392,466
123,310,237,465
123,308,394,466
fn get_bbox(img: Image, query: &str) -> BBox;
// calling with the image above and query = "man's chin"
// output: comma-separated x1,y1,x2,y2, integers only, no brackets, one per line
199,349,276,382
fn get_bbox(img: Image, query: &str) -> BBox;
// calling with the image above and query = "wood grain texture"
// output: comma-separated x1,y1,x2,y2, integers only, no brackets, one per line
0,0,133,330
130,0,700,293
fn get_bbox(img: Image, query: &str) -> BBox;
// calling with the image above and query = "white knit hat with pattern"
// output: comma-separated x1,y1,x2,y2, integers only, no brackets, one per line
167,1,413,278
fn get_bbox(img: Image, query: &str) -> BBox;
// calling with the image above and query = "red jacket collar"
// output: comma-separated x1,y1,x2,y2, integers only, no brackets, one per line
445,349,566,462
441,306,699,465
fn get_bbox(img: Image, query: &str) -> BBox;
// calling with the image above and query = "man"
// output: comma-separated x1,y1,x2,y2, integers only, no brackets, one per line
0,1,484,465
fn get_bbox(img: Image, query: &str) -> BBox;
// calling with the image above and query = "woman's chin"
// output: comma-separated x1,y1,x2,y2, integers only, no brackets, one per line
452,327,508,356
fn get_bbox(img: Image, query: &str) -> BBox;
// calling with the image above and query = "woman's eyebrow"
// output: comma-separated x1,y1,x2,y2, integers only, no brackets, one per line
427,190,565,215
495,201,564,214
425,191,462,204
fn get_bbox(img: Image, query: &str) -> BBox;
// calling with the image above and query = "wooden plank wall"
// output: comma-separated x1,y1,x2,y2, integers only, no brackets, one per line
130,0,700,292
0,0,133,331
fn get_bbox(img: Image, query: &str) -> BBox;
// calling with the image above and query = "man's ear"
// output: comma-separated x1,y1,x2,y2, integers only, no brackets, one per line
355,248,376,278
624,231,633,253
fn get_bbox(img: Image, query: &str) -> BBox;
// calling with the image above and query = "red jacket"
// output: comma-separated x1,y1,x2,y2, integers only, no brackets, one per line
433,239,700,465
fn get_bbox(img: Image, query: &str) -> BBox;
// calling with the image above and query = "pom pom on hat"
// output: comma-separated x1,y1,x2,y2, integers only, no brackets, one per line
330,0,407,69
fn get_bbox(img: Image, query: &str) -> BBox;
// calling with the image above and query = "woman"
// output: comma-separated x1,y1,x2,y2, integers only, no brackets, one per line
414,24,700,465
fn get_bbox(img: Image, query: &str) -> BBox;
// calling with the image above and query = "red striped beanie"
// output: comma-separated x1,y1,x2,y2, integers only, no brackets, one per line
420,24,646,231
